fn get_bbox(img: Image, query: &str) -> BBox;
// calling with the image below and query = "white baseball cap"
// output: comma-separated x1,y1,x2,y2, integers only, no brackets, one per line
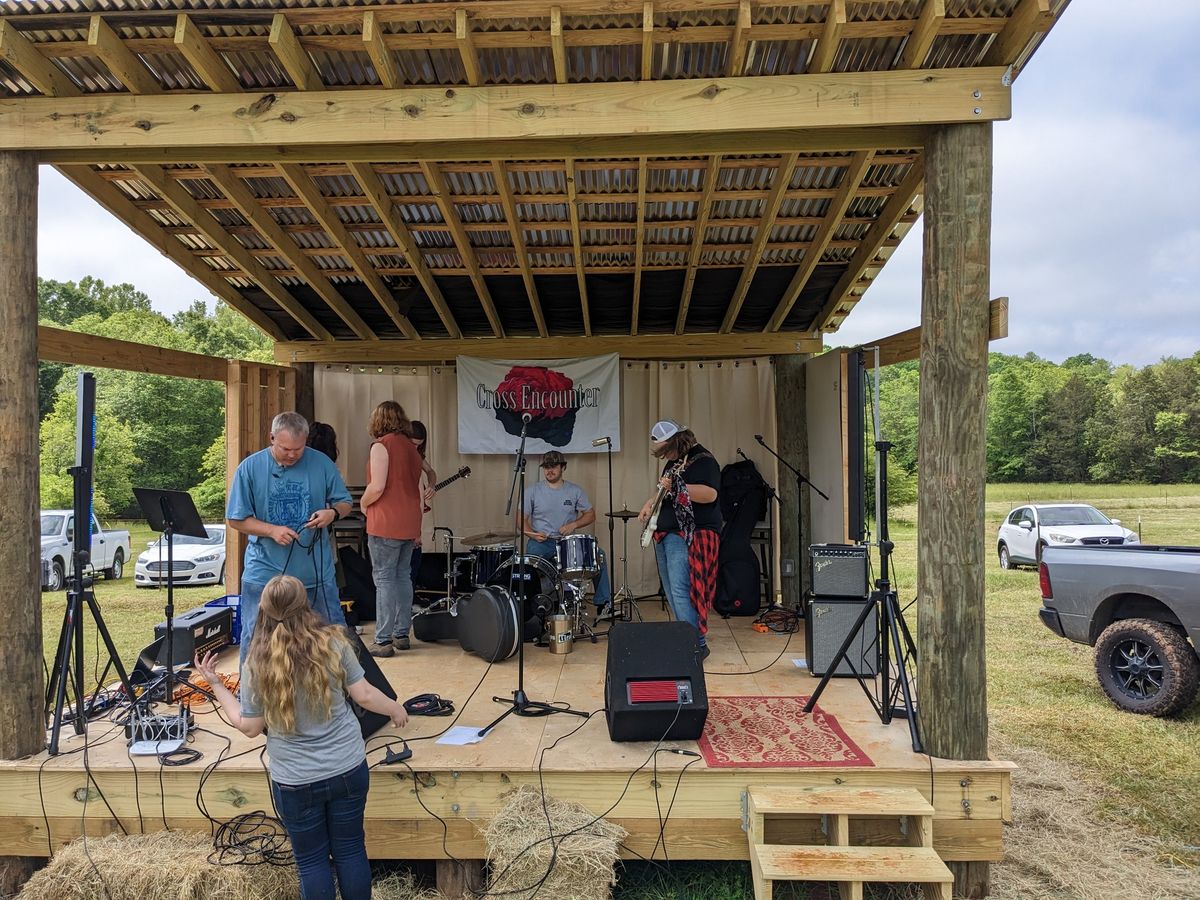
650,418,686,442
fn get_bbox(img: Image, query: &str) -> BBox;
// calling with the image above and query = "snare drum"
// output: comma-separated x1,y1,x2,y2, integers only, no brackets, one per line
471,543,514,586
556,534,599,578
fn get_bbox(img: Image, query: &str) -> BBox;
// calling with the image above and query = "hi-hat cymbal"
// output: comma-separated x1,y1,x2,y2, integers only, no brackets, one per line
461,530,512,546
606,508,641,520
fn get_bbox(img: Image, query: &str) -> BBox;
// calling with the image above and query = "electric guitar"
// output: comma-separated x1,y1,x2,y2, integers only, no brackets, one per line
640,459,686,548
424,466,471,512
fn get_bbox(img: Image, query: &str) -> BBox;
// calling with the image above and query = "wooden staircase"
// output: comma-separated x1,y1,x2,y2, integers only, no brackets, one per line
746,786,954,900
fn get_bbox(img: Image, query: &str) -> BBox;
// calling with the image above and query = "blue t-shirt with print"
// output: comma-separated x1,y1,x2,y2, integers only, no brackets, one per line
226,447,352,588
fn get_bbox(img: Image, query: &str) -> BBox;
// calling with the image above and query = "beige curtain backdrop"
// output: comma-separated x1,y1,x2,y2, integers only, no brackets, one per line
315,359,779,595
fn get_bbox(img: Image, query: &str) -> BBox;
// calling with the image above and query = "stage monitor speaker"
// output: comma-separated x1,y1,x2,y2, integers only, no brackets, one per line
346,628,398,738
809,543,870,598
604,622,708,742
806,596,880,677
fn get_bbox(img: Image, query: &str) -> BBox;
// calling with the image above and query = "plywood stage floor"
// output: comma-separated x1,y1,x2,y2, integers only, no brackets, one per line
0,604,1012,866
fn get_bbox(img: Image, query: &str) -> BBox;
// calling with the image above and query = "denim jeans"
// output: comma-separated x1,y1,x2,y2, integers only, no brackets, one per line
654,533,703,647
368,535,415,645
271,760,372,900
239,578,342,666
525,537,610,605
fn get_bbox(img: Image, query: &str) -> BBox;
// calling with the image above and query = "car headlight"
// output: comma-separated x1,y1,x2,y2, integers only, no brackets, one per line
195,553,221,562
137,555,150,564
1047,533,1077,543
1125,532,1139,544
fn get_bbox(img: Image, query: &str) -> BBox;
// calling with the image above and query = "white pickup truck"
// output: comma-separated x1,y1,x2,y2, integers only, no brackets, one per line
40,510,132,591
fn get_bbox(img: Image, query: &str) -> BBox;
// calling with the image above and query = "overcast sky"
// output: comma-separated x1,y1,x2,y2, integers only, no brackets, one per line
36,1,1199,368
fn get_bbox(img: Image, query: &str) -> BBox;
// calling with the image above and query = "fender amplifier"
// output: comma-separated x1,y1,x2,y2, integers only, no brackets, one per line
154,605,232,666
604,622,708,742
806,596,880,677
809,544,869,598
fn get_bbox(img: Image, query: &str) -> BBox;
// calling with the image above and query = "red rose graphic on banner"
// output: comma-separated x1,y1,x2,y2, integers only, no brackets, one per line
493,365,579,446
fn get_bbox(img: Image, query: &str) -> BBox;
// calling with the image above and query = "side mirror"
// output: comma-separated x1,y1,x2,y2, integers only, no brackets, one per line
1018,520,1034,530
1110,518,1121,526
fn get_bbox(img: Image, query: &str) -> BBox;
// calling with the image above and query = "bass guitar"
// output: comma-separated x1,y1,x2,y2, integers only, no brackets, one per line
424,466,471,512
640,459,685,548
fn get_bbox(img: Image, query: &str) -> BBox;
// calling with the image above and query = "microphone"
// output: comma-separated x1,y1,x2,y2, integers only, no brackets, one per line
522,412,532,423
591,436,611,447
737,447,749,461
754,434,765,445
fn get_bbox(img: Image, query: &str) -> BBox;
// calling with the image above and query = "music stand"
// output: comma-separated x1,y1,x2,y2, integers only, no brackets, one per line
134,488,209,705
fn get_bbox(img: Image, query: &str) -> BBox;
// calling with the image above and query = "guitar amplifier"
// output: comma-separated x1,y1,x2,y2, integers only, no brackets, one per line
809,544,870,598
806,597,880,678
154,605,233,667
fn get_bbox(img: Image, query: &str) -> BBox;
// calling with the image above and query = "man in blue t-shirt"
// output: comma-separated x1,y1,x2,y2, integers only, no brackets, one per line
226,411,352,664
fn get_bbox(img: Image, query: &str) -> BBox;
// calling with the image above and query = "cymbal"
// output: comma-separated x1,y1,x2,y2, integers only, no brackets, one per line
606,508,641,520
461,530,512,546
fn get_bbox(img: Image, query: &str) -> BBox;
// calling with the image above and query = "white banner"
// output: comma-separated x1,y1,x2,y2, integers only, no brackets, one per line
457,354,621,454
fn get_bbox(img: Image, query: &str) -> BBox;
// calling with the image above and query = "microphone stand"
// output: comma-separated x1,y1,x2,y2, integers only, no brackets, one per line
481,418,587,736
754,435,828,608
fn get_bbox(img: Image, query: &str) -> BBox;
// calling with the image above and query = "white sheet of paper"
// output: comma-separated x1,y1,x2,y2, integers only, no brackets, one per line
792,658,808,668
436,725,488,746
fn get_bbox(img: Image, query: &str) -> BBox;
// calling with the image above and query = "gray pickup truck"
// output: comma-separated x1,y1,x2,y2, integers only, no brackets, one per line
1039,545,1200,717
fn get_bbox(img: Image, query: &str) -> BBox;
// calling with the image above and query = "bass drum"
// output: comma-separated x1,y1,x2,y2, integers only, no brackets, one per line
488,554,562,616
457,586,541,662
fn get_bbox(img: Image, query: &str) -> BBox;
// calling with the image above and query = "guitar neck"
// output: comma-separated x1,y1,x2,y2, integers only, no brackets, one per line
433,471,465,491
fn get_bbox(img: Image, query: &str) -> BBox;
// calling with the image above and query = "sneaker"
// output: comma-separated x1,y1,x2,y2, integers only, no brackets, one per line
699,645,711,662
369,643,395,658
393,635,411,651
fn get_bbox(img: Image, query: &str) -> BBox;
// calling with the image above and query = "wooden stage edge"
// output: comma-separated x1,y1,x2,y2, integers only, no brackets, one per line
0,610,1012,864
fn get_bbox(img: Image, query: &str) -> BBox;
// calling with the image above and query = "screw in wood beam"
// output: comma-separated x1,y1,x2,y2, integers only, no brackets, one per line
492,160,548,337
675,153,722,334
0,21,80,97
174,14,241,93
727,0,753,77
808,0,845,74
631,157,648,336
88,15,162,94
269,13,324,91
563,158,592,335
456,9,482,86
362,10,401,89
641,2,655,80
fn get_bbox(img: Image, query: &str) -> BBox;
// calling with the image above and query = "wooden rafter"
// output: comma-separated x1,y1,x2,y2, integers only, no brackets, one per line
719,152,799,333
983,0,1052,67
277,163,419,339
174,14,241,93
675,154,722,334
727,0,752,77
871,297,1008,367
808,0,845,74
269,13,323,91
898,0,945,70
818,162,925,332
641,2,655,80
347,162,462,339
766,149,873,332
362,11,401,90
563,158,592,335
456,9,482,87
550,7,568,84
491,160,548,337
0,20,80,97
56,164,287,341
201,164,376,340
132,163,331,340
39,325,228,381
87,15,160,94
631,156,647,335
420,161,504,337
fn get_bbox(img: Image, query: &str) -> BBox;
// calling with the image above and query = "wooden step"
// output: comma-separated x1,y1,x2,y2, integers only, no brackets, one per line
751,844,953,900
748,786,935,818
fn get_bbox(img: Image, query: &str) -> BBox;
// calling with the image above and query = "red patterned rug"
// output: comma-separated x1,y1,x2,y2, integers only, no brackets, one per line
697,696,873,768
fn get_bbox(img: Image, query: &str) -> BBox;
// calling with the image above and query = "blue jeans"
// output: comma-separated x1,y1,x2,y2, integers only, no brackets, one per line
239,577,342,666
368,535,415,645
525,537,610,605
655,533,703,647
271,760,371,900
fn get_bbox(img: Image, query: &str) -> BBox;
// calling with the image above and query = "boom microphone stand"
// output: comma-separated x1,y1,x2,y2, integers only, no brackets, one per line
753,434,828,606
481,416,588,736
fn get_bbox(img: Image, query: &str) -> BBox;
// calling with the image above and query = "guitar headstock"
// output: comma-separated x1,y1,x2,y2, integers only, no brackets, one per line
458,466,471,479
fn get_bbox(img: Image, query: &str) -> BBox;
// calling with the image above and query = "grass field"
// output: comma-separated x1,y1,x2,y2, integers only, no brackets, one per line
39,487,1200,897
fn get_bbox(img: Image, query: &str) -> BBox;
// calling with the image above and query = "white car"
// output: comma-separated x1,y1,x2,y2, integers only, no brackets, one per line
134,524,226,588
997,504,1138,570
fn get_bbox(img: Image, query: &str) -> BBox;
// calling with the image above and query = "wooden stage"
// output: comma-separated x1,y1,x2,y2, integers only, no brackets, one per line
0,607,1012,869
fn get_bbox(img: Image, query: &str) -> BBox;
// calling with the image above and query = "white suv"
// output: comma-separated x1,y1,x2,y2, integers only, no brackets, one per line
997,504,1138,570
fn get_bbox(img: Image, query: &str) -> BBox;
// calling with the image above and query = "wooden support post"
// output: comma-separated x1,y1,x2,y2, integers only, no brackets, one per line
774,354,811,607
437,858,485,898
916,122,992,898
0,150,45,893
294,362,315,426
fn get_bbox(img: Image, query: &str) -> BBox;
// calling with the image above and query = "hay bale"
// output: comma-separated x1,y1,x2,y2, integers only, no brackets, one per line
370,870,447,900
17,831,299,900
482,785,626,900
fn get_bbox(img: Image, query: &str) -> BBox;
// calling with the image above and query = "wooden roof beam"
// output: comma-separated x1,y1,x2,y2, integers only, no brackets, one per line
898,0,944,70
727,0,752,77
563,158,592,335
173,14,241,93
55,164,286,341
641,2,654,80
492,161,548,337
348,162,461,339
808,0,845,74
550,7,568,84
818,162,924,332
983,0,1052,67
277,163,418,339
675,154,721,334
719,151,799,333
456,9,482,87
39,325,229,381
869,297,1008,367
87,15,161,94
766,150,873,332
362,11,401,90
420,162,504,337
132,163,331,340
201,164,376,340
269,13,323,91
631,156,647,335
0,20,80,97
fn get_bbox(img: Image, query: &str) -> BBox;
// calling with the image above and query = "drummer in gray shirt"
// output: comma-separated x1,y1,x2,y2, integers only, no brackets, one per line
517,450,612,614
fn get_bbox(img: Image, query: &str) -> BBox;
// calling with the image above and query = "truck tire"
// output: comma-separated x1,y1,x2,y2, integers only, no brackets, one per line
998,543,1014,570
1094,619,1200,717
105,550,124,580
47,559,65,592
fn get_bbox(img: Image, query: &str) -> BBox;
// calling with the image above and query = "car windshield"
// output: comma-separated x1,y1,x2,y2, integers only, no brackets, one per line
1038,506,1110,526
147,527,224,547
40,514,64,536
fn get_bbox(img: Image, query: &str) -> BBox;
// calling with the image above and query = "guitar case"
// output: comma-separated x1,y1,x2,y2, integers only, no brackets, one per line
714,460,767,617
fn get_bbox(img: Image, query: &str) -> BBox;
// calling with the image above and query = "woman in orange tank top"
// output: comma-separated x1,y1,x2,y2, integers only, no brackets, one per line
359,401,424,657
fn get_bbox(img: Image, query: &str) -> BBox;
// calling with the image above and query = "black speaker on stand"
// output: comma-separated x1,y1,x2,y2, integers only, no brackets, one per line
604,622,708,742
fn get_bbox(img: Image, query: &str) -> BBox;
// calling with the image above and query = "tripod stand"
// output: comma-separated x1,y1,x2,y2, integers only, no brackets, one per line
596,507,645,625
481,421,587,736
